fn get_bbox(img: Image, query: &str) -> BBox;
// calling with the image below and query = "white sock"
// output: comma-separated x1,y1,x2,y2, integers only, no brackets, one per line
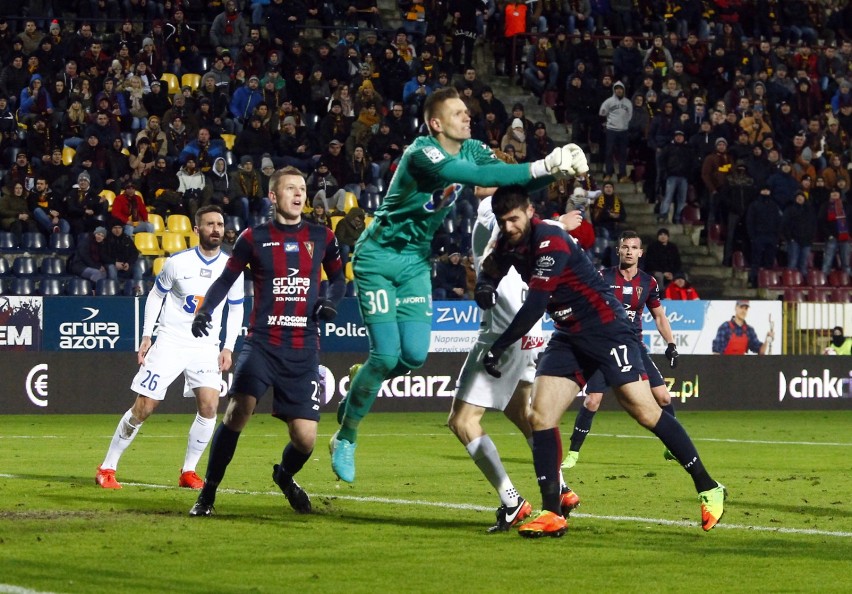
182,413,215,473
102,409,143,471
466,435,519,507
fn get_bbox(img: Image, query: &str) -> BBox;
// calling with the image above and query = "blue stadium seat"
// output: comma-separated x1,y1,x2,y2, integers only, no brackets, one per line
0,231,17,251
95,278,120,296
20,232,48,252
49,232,74,254
65,278,92,296
12,256,37,276
9,277,36,296
40,256,67,277
38,277,64,296
0,257,9,276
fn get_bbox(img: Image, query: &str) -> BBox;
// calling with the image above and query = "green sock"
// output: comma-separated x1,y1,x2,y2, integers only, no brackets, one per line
337,356,391,443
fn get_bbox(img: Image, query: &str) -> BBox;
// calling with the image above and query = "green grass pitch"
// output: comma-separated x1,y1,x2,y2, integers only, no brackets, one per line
1,410,850,593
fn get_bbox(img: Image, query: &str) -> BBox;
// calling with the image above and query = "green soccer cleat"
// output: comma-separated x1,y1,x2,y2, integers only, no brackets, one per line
337,363,362,424
329,430,357,483
699,483,727,532
663,448,677,461
561,450,579,470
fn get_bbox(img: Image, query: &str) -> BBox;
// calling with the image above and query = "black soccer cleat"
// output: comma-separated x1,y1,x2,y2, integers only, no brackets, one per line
487,497,532,533
273,464,312,514
189,497,215,517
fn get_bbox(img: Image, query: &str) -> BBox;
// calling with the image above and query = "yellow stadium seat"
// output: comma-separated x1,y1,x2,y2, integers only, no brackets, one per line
188,233,199,248
99,189,116,208
160,72,180,94
342,191,359,213
166,214,193,235
345,261,354,282
181,73,201,91
148,213,165,236
330,215,344,232
134,232,163,256
62,146,75,166
161,231,188,254
152,256,168,277
364,215,374,227
321,265,328,281
221,133,236,150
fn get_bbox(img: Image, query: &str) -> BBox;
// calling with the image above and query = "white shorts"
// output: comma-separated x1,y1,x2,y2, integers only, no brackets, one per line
130,334,222,401
454,337,539,411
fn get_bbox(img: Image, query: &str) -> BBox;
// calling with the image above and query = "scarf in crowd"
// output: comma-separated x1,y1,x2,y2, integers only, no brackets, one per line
833,198,849,241
239,171,259,197
225,11,238,35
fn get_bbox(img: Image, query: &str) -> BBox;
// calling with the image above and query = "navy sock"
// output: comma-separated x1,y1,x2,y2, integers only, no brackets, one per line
532,428,563,514
200,423,241,502
661,403,676,418
277,443,312,486
570,406,596,452
651,411,716,492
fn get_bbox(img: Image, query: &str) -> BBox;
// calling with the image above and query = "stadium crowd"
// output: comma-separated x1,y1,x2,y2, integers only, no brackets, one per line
0,0,851,295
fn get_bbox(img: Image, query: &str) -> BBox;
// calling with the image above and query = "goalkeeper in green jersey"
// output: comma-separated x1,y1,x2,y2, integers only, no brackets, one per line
330,87,589,483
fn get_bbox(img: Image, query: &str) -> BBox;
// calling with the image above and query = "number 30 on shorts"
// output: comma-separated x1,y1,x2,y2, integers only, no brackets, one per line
363,290,390,315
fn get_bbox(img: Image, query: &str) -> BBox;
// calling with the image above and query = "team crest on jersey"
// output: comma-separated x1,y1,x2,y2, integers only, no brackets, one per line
303,241,314,258
636,286,643,300
284,242,299,252
422,146,445,163
199,268,212,278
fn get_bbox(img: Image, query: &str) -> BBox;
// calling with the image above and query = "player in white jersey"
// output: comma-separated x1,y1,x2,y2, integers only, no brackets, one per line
96,206,245,490
447,185,584,533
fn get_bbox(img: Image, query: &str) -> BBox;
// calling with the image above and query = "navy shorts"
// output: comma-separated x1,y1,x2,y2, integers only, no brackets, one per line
536,322,647,389
230,340,321,421
585,345,663,393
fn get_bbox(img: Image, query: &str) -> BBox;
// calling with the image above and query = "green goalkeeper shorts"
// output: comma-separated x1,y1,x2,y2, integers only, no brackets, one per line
352,240,433,325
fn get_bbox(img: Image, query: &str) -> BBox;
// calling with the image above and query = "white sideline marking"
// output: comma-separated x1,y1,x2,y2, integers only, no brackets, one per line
3,474,847,539
0,585,60,594
2,432,851,448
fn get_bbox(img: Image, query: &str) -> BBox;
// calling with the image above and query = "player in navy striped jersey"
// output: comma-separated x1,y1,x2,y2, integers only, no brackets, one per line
562,230,680,470
188,166,346,517
96,205,245,491
477,185,725,537
448,186,583,533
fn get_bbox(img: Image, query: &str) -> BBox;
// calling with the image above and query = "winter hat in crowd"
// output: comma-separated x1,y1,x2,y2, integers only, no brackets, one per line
511,118,524,129
261,156,274,171
93,226,107,237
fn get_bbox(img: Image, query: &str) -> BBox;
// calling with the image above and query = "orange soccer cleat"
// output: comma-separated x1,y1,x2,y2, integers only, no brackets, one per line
95,465,122,489
179,469,204,490
518,510,568,538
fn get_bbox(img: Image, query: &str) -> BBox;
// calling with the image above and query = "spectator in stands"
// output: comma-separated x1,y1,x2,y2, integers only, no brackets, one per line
526,121,556,163
664,272,700,300
39,148,71,195
180,127,226,174
367,118,403,184
210,0,249,57
818,188,852,278
599,81,632,183
701,136,733,239
718,161,756,267
782,191,818,280
432,248,468,300
0,181,38,243
658,130,693,224
822,153,851,191
767,160,799,212
344,145,379,206
234,114,274,163
65,171,107,236
229,155,266,227
745,184,783,288
142,80,171,120
591,181,626,265
643,228,682,290
28,175,69,236
0,54,28,109
306,194,332,228
307,159,342,208
111,180,154,237
145,156,184,217
523,36,558,102
501,118,528,163
335,206,367,266
69,225,109,284
105,218,144,296
712,300,773,355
